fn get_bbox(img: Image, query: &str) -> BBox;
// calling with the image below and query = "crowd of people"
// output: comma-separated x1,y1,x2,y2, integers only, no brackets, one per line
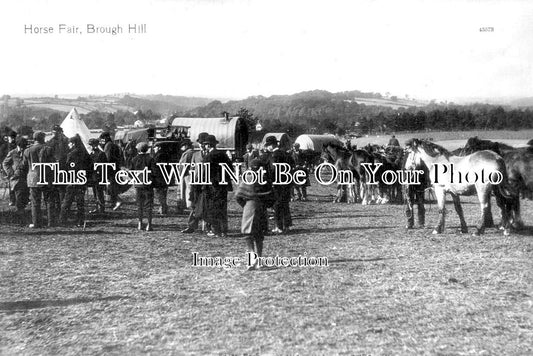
1,127,310,258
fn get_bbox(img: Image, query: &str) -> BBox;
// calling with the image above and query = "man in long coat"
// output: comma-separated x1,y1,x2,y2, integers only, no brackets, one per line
18,131,57,228
199,134,233,237
99,132,123,210
3,137,29,220
59,135,91,226
181,132,209,233
88,138,107,214
264,135,294,234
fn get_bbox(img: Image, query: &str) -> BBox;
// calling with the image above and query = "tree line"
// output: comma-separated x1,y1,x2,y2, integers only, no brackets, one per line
1,90,532,136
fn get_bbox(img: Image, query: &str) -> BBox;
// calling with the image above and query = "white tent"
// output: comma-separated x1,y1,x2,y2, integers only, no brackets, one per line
60,108,91,145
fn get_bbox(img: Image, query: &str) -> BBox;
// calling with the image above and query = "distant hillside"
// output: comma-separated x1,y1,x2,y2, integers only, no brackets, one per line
510,97,533,107
143,94,214,110
2,93,217,116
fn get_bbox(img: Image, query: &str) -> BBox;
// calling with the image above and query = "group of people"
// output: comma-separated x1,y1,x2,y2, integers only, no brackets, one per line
1,127,312,268
1,126,130,228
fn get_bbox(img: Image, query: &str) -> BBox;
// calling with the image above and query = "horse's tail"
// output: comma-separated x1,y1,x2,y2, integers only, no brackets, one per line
492,160,518,227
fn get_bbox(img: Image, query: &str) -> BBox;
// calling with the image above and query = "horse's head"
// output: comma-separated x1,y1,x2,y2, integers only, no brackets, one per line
321,144,334,163
405,138,450,159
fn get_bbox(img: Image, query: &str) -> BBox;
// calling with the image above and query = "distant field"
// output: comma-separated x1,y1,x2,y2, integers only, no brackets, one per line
354,129,533,149
353,97,427,109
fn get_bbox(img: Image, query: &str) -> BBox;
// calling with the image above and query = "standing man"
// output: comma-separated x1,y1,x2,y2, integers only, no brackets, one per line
47,125,69,211
99,132,123,210
58,135,91,227
131,142,154,231
177,138,194,211
200,134,233,238
291,142,309,201
152,142,169,215
388,135,400,147
88,138,107,214
264,136,294,234
3,137,29,221
181,132,209,234
19,131,57,228
242,143,259,171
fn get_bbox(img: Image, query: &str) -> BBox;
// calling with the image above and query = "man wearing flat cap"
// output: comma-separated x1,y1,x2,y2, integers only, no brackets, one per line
264,135,294,234
181,132,209,233
88,138,107,214
99,131,123,210
131,141,154,231
18,131,58,228
197,134,233,238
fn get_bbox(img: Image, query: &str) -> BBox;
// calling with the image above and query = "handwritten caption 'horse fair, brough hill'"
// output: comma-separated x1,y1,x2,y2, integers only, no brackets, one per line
30,162,504,186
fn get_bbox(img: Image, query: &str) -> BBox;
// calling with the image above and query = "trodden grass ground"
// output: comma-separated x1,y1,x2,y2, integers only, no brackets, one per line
1,177,532,355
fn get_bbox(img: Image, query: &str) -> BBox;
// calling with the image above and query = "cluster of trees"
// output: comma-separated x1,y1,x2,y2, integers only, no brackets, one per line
184,90,533,136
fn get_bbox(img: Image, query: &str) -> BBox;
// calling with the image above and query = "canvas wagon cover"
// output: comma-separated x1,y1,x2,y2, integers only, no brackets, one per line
169,116,248,156
294,134,343,151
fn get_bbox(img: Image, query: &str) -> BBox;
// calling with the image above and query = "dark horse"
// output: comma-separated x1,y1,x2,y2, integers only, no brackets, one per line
462,136,533,229
321,143,360,203
402,149,430,229
406,138,514,236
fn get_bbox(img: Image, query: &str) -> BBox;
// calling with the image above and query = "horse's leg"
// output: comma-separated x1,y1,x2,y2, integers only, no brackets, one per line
405,186,414,229
493,187,511,236
474,185,490,236
484,197,495,228
451,194,468,234
511,196,524,230
416,189,425,228
347,183,355,204
334,184,342,203
361,180,368,205
433,186,446,234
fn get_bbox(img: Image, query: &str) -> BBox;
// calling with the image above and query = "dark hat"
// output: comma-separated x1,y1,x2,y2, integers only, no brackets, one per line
52,124,63,132
88,138,100,146
197,132,209,143
264,136,278,147
8,131,17,138
293,142,300,148
99,132,111,140
250,158,263,170
16,137,27,148
180,138,192,147
33,131,46,142
202,134,219,146
136,141,149,153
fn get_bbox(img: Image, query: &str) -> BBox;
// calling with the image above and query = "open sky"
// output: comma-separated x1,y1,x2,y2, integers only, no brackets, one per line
1,0,532,101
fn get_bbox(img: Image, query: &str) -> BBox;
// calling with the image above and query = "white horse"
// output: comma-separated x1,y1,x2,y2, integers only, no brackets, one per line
406,139,513,236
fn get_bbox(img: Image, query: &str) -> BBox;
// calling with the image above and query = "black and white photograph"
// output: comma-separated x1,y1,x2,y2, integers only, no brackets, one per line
1,0,532,354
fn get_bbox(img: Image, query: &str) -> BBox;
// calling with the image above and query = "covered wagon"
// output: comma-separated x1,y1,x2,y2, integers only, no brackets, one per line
294,134,343,151
169,116,248,158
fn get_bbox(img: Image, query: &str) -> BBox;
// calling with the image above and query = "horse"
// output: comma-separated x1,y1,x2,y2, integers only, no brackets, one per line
462,136,533,229
321,143,360,203
406,138,513,236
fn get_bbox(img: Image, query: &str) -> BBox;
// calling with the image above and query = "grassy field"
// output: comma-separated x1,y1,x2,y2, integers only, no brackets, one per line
1,176,532,354
354,129,533,149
